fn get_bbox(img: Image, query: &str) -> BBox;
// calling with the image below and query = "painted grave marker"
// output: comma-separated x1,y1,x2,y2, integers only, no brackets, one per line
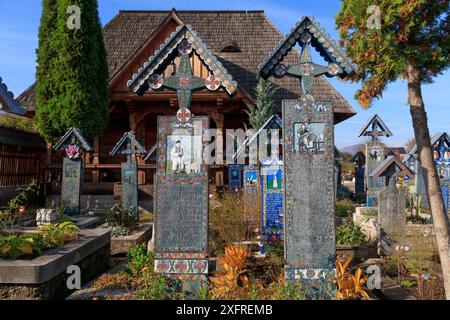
228,164,242,191
54,128,92,214
110,132,146,217
259,16,357,299
126,25,237,290
378,177,406,255
359,115,392,206
260,159,283,253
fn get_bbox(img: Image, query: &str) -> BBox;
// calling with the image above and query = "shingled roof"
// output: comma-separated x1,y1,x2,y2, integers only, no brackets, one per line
18,10,355,123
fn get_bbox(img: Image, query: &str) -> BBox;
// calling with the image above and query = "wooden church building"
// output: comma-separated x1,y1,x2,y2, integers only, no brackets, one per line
17,10,356,203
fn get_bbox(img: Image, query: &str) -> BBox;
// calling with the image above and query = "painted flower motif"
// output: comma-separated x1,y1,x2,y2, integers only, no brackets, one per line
65,145,80,160
274,64,287,77
148,74,163,90
205,75,220,91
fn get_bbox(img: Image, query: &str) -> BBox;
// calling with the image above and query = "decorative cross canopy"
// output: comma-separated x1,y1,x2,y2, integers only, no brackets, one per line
370,155,415,180
127,24,238,123
259,16,357,96
110,131,146,160
359,114,393,143
408,132,450,165
0,76,27,115
233,114,282,161
143,143,157,162
54,128,93,152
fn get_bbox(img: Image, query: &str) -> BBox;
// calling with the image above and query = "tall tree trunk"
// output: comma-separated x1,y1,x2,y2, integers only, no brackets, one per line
407,63,450,300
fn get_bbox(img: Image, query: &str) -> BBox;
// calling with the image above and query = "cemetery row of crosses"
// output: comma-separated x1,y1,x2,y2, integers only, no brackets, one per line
0,10,447,300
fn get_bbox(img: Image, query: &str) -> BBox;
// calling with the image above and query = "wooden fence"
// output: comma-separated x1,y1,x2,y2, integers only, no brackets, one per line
0,144,45,187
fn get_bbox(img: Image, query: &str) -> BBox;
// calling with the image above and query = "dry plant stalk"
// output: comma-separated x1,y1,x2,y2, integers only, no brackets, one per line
336,256,370,300
210,245,251,299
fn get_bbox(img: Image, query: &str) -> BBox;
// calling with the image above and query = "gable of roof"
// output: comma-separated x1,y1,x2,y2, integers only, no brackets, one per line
409,132,449,155
127,24,238,95
18,10,356,124
259,16,357,80
110,131,146,156
370,155,414,180
0,77,26,115
358,114,393,138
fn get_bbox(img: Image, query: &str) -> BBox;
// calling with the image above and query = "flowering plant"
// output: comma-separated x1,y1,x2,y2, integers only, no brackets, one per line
65,145,81,160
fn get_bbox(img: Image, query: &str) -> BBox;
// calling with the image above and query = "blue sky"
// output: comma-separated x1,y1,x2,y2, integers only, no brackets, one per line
0,0,448,149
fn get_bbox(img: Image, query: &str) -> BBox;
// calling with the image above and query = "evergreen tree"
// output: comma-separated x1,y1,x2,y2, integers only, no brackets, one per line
245,79,278,130
336,0,450,299
35,0,109,142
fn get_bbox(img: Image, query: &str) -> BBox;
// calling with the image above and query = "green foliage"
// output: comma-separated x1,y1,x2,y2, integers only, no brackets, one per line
0,234,45,260
35,0,109,142
1,180,39,233
0,221,79,260
135,274,169,300
336,199,355,217
126,244,155,276
407,214,431,225
105,203,138,236
336,223,366,246
401,280,417,288
245,79,278,130
38,221,80,247
336,0,450,108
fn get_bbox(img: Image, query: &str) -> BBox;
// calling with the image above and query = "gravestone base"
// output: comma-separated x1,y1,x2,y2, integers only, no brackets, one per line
285,267,336,299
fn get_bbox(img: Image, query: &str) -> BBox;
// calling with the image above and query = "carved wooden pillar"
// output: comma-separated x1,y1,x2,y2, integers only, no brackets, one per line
92,137,100,183
212,105,224,187
127,100,146,185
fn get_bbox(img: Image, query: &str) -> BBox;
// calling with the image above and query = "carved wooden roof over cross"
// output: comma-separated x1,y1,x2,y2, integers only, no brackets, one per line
127,24,238,99
409,132,450,156
259,16,357,92
54,127,93,152
233,114,282,160
110,131,146,157
359,114,393,142
370,155,415,180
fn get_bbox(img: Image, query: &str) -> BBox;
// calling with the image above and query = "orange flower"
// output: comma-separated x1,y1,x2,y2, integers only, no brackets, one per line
18,206,26,215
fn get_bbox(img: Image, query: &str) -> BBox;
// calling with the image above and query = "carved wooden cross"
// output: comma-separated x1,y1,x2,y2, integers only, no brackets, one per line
272,31,342,96
148,39,220,123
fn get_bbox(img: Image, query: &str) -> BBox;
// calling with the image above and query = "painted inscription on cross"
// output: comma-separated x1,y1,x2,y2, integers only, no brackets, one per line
148,39,221,123
271,31,343,97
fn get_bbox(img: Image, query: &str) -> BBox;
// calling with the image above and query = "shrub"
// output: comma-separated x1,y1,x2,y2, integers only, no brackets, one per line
209,192,246,255
0,221,79,260
38,221,80,247
336,223,366,246
336,256,370,300
0,234,45,259
336,199,355,218
105,204,139,237
210,245,251,299
126,244,155,277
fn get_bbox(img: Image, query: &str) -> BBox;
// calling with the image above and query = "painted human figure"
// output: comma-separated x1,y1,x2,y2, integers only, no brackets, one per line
273,172,278,189
171,140,185,174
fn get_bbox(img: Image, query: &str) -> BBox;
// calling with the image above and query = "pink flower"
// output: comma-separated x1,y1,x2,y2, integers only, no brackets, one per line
65,145,80,159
